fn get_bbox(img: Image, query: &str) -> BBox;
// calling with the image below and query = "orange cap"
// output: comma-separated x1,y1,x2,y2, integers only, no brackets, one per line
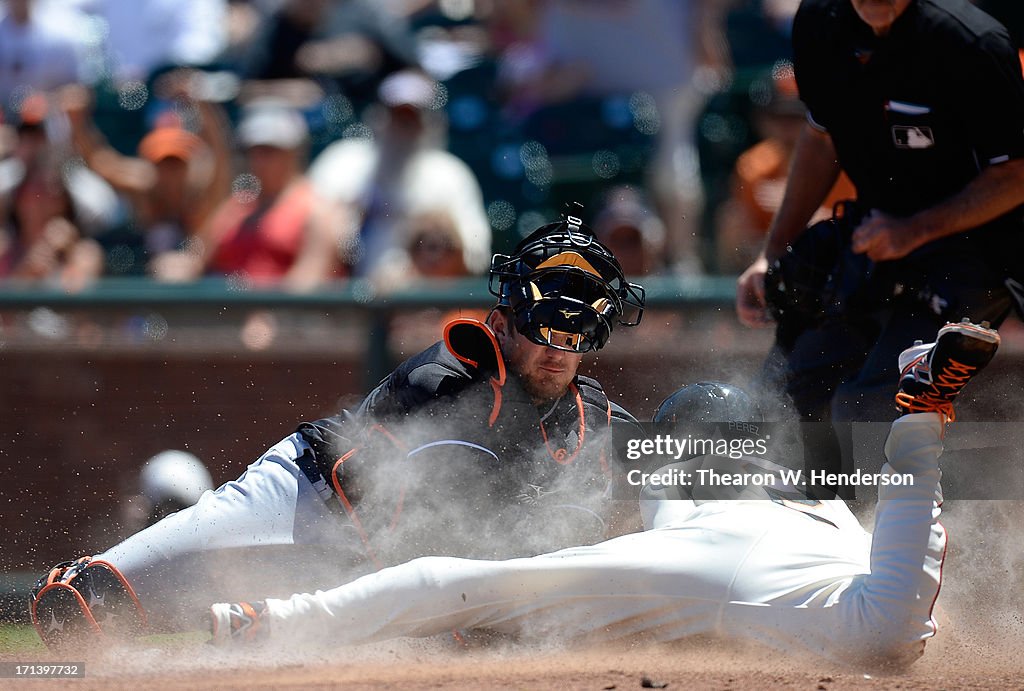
17,92,49,127
137,127,203,163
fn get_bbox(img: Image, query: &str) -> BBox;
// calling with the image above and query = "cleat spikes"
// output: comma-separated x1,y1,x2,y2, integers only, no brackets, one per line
895,321,999,424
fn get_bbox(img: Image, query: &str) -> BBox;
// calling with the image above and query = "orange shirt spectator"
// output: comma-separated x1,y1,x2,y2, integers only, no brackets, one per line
156,101,345,291
731,138,856,232
715,70,856,273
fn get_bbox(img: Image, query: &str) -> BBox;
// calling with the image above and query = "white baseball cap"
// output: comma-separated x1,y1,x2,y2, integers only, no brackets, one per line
236,101,309,149
378,70,438,110
140,450,214,507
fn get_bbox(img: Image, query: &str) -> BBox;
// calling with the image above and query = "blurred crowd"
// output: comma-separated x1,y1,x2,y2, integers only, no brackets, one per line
1,0,1021,293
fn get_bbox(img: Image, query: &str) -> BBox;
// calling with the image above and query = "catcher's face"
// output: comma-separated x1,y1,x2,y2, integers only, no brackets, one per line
491,309,583,405
850,0,912,36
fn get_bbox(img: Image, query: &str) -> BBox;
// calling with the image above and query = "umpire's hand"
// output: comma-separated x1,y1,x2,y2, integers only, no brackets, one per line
851,209,925,261
736,255,775,328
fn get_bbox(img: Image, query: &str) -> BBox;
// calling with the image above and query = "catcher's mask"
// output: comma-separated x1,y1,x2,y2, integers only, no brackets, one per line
489,215,645,353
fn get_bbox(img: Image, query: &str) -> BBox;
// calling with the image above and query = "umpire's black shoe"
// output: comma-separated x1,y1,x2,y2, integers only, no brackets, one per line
895,320,1000,423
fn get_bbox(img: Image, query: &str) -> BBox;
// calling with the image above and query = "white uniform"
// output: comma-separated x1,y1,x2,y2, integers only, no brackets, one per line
96,434,365,627
260,413,947,668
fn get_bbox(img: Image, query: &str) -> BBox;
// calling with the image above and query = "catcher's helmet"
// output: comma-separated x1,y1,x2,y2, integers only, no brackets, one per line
489,214,645,353
652,381,763,427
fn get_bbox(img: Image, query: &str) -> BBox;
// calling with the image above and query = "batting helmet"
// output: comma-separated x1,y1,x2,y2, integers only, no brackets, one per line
489,214,645,353
652,381,763,428
642,383,765,528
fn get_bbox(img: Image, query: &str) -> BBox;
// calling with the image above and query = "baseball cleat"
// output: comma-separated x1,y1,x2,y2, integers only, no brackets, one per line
209,601,268,645
895,319,1000,423
30,557,146,650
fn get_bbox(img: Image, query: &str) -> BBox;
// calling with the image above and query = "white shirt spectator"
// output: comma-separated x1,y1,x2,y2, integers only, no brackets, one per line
310,137,492,278
78,0,228,82
308,71,491,280
0,2,82,107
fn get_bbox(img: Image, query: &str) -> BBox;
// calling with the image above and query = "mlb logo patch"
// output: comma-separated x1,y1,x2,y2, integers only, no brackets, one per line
892,126,935,149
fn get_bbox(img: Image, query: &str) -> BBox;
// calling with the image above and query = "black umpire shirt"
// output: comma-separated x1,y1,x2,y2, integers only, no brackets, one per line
792,0,1024,265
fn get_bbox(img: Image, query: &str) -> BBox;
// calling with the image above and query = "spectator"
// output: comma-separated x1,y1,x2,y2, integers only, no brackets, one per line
499,0,732,275
58,73,233,278
398,0,492,82
157,100,345,290
0,0,82,115
483,0,545,87
0,94,109,291
404,210,467,279
368,209,471,293
308,69,491,282
240,0,419,107
591,185,665,277
83,0,228,85
697,1,802,274
0,167,103,291
219,0,276,70
715,69,855,273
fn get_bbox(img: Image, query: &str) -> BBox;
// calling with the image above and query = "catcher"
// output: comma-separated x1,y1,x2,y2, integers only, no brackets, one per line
30,215,646,648
210,320,1000,670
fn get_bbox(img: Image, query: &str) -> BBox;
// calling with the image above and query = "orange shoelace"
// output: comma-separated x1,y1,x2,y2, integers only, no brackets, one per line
894,358,978,423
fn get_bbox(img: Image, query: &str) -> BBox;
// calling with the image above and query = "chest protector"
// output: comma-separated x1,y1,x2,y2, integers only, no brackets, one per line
297,318,615,566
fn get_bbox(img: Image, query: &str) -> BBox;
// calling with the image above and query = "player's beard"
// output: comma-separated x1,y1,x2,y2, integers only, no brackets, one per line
514,365,573,405
502,332,582,406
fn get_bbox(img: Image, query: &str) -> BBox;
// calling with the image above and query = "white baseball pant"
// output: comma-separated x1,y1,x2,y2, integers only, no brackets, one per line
260,413,947,668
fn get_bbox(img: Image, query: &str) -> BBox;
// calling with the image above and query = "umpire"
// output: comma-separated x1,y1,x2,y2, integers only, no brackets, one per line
736,0,1024,444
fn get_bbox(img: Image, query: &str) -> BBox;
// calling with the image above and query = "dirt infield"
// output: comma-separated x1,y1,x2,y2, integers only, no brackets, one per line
5,630,1023,691
6,503,1024,690
4,502,1024,689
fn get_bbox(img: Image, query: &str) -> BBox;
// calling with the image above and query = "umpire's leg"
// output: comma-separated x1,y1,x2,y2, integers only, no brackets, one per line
833,279,1012,505
760,316,874,498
